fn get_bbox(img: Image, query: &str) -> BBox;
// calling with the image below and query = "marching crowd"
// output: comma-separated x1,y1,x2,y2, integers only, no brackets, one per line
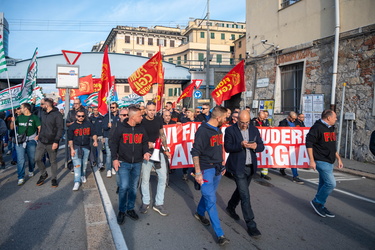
0,97,349,246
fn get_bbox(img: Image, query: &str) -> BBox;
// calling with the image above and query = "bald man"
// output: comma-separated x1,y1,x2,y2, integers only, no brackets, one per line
224,110,264,238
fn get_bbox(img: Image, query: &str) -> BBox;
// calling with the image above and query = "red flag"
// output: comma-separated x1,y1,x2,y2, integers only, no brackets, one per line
211,60,245,106
177,82,195,103
98,46,112,115
59,75,93,101
128,52,162,96
155,68,165,112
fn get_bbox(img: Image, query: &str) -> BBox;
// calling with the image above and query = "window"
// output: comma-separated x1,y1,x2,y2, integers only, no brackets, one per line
239,54,242,60
177,56,181,65
125,36,130,43
280,62,304,112
198,53,204,61
231,34,235,40
211,32,215,39
168,58,173,63
168,88,173,97
125,51,130,54
157,39,166,46
221,33,225,40
174,88,181,96
148,38,153,45
226,24,230,28
230,58,234,65
136,52,142,56
216,54,222,63
184,54,187,64
170,40,175,47
200,32,205,38
148,53,153,58
136,37,144,45
238,41,242,48
124,85,130,92
280,0,301,9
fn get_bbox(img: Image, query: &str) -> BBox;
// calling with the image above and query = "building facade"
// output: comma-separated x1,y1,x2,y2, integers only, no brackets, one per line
245,0,375,162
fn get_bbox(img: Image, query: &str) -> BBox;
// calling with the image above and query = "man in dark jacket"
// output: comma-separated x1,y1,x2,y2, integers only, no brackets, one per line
89,107,104,170
307,109,343,218
278,111,304,184
196,103,211,122
102,102,120,177
224,110,264,238
68,111,97,191
66,99,88,126
295,113,306,127
191,106,229,246
35,98,64,187
110,106,151,225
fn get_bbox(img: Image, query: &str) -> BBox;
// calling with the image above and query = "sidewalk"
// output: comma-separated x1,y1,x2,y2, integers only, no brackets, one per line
0,149,115,249
335,158,375,180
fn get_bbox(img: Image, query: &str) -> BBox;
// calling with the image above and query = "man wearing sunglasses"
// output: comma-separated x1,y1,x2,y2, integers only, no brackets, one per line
102,102,120,178
68,111,98,191
66,99,88,127
196,103,211,122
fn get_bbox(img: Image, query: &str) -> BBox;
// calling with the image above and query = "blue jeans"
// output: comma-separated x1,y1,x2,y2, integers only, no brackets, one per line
72,147,90,183
228,166,257,230
141,153,167,206
313,161,336,206
118,162,142,212
197,168,224,238
16,140,36,180
291,168,298,177
105,138,112,171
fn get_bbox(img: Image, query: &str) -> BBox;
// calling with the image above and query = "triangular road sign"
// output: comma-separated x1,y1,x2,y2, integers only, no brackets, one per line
62,50,82,65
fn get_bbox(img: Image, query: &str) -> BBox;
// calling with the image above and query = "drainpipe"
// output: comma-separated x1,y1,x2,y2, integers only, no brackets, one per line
330,0,340,111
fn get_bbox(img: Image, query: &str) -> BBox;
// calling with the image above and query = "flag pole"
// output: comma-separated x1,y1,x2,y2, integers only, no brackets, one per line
5,71,18,145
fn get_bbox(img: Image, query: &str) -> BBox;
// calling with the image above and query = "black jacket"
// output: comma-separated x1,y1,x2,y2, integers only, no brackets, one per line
68,120,95,147
224,123,264,175
190,122,223,170
102,113,120,138
295,119,305,127
89,114,104,136
306,119,337,164
279,118,295,127
110,119,149,163
66,106,88,124
38,107,64,144
196,113,211,122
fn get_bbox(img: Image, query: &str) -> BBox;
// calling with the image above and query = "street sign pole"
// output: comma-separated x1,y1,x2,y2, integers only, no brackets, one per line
64,89,70,169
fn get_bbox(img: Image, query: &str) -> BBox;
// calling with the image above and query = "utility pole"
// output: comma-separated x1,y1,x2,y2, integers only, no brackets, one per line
205,0,210,100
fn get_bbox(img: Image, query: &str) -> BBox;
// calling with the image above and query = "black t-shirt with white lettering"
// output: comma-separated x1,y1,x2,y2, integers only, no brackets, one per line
141,115,163,143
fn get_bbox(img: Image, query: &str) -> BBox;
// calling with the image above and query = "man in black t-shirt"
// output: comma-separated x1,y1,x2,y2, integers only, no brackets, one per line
140,102,171,216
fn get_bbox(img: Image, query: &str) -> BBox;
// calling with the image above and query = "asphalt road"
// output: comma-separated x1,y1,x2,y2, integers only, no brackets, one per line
100,166,375,250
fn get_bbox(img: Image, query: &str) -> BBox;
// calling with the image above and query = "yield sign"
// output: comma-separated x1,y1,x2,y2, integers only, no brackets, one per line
62,50,82,65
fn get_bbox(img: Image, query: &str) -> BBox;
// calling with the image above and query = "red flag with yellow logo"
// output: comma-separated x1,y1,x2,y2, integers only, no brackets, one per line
177,82,195,103
211,60,245,106
59,75,93,101
98,46,112,115
128,52,162,96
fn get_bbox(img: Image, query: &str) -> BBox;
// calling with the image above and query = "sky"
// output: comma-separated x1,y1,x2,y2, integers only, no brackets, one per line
1,0,246,60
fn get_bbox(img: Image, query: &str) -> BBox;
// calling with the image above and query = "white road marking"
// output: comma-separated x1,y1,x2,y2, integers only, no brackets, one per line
93,166,128,250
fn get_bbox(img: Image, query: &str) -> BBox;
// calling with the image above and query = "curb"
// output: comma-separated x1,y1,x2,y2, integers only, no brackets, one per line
83,167,116,250
334,167,375,180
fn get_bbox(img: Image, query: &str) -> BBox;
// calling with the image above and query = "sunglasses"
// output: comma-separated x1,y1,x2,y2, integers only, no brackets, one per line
77,115,85,118
119,114,128,117
74,103,80,105
202,108,208,110
110,107,116,109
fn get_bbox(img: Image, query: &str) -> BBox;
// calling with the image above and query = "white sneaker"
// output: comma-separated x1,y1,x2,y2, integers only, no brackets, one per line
6,150,11,155
107,170,112,178
18,179,25,186
112,168,116,175
81,176,87,183
28,172,34,177
73,182,80,191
